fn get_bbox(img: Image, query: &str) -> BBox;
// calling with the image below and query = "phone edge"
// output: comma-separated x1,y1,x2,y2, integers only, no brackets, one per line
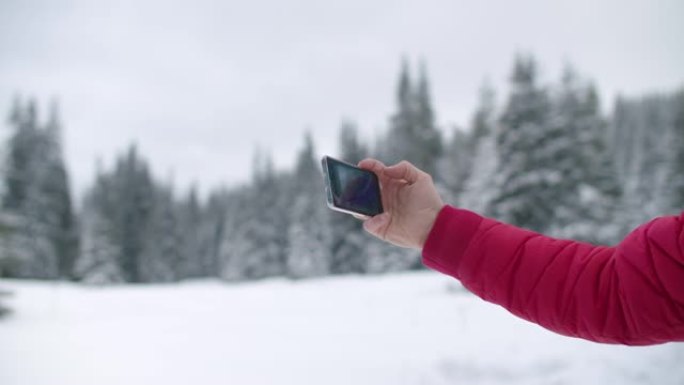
320,155,383,218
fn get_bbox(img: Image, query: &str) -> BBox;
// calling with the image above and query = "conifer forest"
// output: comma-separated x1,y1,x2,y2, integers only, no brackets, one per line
1,54,683,285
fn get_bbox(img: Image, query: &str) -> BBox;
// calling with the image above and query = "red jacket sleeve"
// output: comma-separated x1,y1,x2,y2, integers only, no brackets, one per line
422,205,684,345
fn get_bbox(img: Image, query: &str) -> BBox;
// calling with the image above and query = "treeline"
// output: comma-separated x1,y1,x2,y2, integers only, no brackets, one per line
1,54,682,284
0,100,78,279
454,58,682,242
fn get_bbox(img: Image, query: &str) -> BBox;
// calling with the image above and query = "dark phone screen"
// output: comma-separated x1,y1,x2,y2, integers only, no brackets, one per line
327,158,383,216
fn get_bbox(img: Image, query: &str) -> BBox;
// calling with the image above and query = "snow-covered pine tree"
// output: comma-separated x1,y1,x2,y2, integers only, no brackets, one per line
380,59,413,165
176,186,205,279
254,152,290,278
199,190,227,277
219,150,288,280
636,96,671,217
79,151,186,284
0,211,21,277
545,68,621,243
138,184,182,282
2,98,77,279
610,97,633,186
76,171,124,284
609,96,646,233
441,128,472,200
112,146,155,283
0,97,33,277
610,92,675,231
667,89,684,211
0,212,17,314
414,61,443,177
2,99,47,277
216,187,252,280
77,145,155,283
42,101,79,279
2,97,34,213
286,132,331,279
382,59,442,177
490,54,555,232
329,120,369,274
459,83,500,214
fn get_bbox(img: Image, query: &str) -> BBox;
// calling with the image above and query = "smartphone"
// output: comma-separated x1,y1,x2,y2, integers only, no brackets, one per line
321,156,383,218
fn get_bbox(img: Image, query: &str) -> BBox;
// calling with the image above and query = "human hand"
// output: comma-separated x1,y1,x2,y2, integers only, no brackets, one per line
358,159,444,250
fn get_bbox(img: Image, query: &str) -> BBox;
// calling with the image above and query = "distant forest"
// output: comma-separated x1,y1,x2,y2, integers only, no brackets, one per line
1,53,683,284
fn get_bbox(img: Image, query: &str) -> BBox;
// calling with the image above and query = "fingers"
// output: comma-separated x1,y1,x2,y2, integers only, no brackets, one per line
383,161,422,184
359,158,425,185
358,158,386,174
363,212,390,239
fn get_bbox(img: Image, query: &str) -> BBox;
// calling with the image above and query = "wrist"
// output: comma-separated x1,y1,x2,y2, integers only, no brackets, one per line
417,204,445,249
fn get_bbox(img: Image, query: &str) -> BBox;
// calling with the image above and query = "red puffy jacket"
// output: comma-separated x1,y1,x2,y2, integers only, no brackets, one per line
422,206,684,345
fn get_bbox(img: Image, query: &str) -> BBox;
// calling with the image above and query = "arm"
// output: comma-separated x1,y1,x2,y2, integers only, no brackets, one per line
423,206,684,345
357,158,684,346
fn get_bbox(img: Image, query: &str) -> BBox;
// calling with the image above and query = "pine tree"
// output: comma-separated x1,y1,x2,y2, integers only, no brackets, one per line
545,68,621,242
200,191,227,277
42,101,79,279
76,172,123,284
219,150,288,280
442,128,472,197
415,61,443,176
610,97,635,185
77,145,161,283
286,132,331,279
139,185,181,282
383,58,413,164
77,145,155,283
177,186,204,279
3,98,38,212
329,120,368,274
0,211,17,315
609,96,645,231
3,97,35,212
0,212,21,278
490,54,555,232
0,212,14,312
114,146,155,282
459,83,500,214
0,97,32,276
216,187,253,280
382,59,442,176
636,96,670,216
610,92,675,230
666,89,684,210
257,153,290,278
2,98,78,279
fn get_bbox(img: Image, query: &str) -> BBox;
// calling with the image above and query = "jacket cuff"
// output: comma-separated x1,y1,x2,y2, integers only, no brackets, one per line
421,205,483,279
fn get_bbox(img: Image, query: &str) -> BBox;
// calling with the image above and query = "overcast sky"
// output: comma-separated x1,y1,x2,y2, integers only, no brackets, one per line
1,0,683,199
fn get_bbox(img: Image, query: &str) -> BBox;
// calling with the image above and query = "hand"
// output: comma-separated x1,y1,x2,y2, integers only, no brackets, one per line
358,159,444,250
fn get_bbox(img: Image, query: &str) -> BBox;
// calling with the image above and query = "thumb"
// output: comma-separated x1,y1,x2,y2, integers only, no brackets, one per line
363,212,390,239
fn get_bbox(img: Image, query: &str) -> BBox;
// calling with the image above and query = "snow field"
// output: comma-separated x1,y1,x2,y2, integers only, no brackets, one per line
1,272,683,385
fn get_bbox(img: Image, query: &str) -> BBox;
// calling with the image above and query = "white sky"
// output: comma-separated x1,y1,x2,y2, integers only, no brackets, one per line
1,0,683,199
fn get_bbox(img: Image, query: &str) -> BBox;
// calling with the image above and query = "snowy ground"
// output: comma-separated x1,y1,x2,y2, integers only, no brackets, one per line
1,272,683,385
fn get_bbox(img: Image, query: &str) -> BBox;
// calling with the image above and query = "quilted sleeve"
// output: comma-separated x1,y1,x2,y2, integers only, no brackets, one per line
422,206,684,345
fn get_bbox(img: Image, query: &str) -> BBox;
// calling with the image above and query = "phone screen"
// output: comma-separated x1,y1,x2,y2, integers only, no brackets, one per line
325,157,383,217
